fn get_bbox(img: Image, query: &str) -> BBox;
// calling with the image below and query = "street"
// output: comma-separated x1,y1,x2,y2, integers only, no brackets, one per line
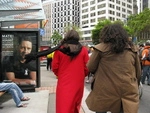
138,84,150,113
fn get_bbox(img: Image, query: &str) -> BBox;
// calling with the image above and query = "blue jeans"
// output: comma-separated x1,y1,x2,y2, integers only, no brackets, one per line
141,65,150,84
0,82,24,106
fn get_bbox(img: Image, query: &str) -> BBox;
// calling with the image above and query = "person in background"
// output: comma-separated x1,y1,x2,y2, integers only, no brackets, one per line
52,29,89,113
138,43,145,70
5,36,36,86
85,23,141,113
46,50,54,71
86,46,94,83
141,40,150,85
0,82,30,107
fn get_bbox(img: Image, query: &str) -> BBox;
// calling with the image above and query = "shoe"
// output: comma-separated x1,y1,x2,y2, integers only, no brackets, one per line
21,97,30,101
86,80,90,83
17,103,27,108
148,84,150,86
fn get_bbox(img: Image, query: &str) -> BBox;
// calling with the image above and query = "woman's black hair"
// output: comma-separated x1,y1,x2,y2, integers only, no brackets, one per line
99,23,130,53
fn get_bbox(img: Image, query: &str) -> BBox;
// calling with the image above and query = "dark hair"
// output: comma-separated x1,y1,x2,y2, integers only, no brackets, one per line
64,29,80,42
60,29,82,59
18,36,32,45
99,23,129,53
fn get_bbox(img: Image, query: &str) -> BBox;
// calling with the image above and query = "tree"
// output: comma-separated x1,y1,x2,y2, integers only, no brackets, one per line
51,31,62,46
127,8,150,38
91,19,133,44
92,19,112,44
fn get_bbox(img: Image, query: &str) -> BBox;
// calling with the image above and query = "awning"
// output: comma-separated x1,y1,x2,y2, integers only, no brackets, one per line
0,0,46,27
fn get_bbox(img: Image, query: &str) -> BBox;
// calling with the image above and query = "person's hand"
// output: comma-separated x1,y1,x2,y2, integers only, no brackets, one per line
24,53,37,63
30,80,36,85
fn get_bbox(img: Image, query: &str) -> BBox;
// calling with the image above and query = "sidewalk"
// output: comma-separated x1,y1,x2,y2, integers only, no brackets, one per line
0,66,94,113
0,90,49,113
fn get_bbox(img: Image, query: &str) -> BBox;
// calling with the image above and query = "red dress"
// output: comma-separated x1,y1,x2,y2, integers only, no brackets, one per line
52,47,89,113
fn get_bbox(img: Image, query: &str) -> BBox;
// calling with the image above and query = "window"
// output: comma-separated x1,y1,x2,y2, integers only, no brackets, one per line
82,8,88,13
122,8,126,12
109,17,115,21
127,10,132,14
98,10,106,15
127,0,132,3
90,6,95,11
90,19,95,23
90,0,95,5
109,4,114,8
127,4,132,8
122,2,125,6
116,0,120,4
97,4,106,9
109,0,114,2
98,0,105,2
122,14,126,18
109,10,115,15
90,12,95,17
82,20,89,25
116,6,120,10
82,14,88,19
116,12,120,16
82,3,88,8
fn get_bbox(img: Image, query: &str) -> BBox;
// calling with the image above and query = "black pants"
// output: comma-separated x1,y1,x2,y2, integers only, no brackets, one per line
47,58,52,70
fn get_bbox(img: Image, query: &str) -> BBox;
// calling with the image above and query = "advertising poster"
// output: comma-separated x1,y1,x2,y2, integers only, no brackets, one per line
0,29,40,91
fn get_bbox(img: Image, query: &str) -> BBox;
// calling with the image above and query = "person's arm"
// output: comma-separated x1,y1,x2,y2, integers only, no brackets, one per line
25,44,62,63
86,48,102,74
135,52,142,86
5,72,36,85
29,71,36,85
141,49,147,60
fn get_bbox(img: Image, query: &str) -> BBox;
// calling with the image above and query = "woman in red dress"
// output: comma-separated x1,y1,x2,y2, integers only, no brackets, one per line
52,29,89,113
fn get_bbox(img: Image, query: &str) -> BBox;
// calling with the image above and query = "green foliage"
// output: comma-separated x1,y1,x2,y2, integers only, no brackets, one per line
91,19,133,44
91,8,150,44
127,8,150,37
92,19,111,44
51,31,62,46
123,25,134,36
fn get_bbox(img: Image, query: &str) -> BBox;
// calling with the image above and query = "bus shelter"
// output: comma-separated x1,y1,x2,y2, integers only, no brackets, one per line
0,0,46,91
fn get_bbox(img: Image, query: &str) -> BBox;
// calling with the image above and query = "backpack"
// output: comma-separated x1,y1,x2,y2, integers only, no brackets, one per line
147,48,150,61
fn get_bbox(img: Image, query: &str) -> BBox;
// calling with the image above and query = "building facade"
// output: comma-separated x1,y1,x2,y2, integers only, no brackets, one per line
51,0,80,38
143,0,150,9
42,1,52,42
42,0,146,43
80,0,135,41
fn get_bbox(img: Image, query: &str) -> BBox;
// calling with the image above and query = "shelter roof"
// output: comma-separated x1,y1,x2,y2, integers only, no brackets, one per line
0,0,45,27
